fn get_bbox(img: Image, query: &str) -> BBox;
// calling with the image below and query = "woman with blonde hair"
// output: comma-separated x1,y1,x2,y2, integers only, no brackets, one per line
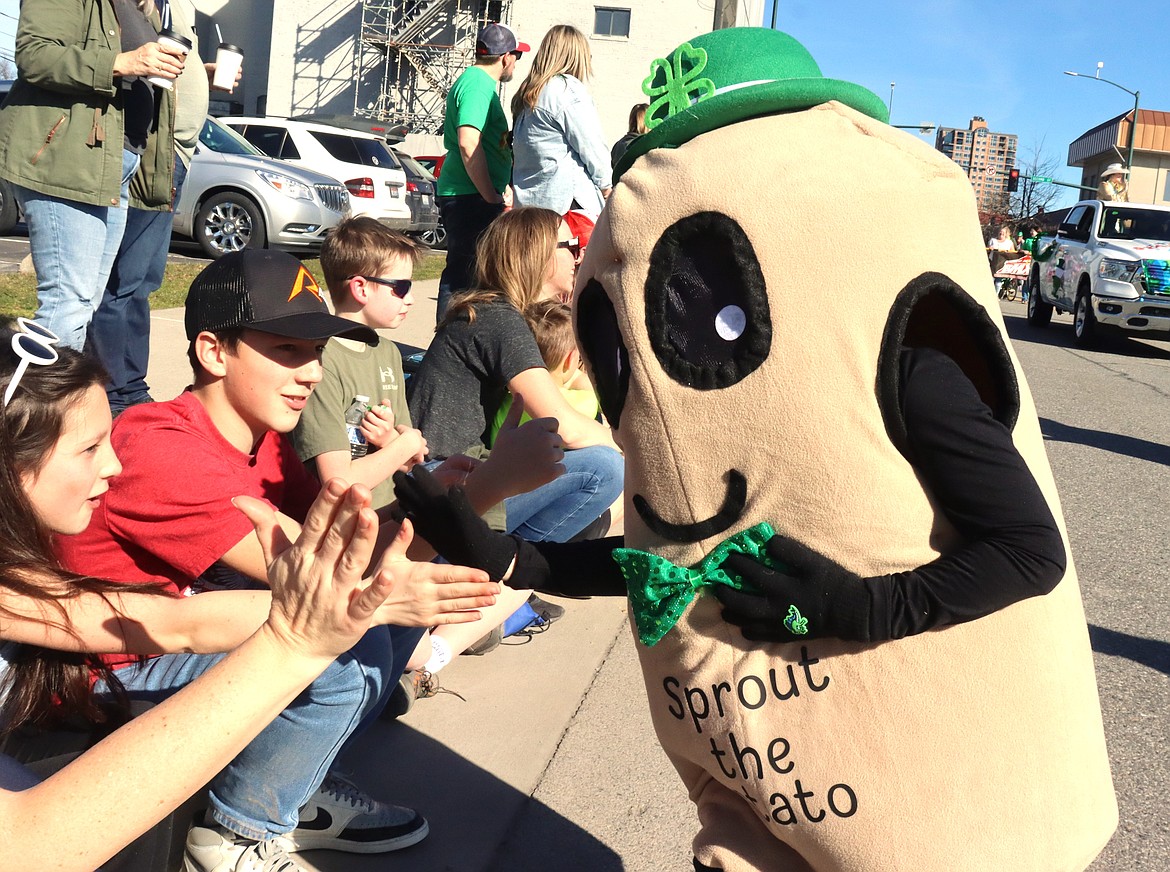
510,25,612,220
410,206,622,543
611,102,649,168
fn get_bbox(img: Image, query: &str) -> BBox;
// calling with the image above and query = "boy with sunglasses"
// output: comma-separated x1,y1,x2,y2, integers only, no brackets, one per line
293,217,427,508
296,217,571,708
296,216,561,514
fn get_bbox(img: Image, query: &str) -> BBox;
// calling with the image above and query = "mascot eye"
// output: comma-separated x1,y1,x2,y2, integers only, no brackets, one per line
576,278,630,429
645,212,771,389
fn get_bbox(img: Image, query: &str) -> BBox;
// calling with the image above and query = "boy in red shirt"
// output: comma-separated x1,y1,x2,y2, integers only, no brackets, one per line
60,250,485,871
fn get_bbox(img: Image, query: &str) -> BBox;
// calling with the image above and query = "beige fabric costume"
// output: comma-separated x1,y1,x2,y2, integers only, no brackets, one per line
576,102,1117,870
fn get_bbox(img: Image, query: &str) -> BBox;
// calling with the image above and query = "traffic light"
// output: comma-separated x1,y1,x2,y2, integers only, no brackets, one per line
1007,168,1020,192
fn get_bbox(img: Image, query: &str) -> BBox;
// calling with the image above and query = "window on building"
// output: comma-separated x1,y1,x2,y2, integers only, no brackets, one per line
594,7,631,37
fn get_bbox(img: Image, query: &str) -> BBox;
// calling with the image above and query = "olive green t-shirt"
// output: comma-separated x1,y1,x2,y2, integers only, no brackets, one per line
292,336,410,509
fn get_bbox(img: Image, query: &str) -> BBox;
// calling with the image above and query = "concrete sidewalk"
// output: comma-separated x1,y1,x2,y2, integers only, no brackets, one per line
144,278,697,871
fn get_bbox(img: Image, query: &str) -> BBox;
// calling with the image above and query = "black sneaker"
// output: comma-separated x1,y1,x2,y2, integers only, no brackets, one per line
287,774,429,854
527,593,565,623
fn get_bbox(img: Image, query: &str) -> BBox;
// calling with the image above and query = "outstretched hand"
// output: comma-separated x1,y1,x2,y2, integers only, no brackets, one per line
712,536,870,642
366,517,501,626
392,464,518,580
234,479,389,661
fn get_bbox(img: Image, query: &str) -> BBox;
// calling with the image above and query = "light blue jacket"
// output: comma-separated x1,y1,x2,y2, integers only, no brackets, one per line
512,75,611,218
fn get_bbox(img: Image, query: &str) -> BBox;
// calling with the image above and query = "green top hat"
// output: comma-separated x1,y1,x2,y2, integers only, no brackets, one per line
613,27,889,180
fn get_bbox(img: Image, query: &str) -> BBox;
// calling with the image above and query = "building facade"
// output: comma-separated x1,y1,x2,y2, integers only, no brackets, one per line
1068,109,1170,205
934,117,1018,218
191,0,764,154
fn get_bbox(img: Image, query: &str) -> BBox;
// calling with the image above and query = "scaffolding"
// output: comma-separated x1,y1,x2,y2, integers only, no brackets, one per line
354,0,510,135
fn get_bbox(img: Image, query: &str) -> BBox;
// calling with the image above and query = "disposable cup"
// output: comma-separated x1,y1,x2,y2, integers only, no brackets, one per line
212,43,244,92
147,29,192,90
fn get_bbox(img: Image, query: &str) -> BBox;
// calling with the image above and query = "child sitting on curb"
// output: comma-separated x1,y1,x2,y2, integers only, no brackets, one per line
488,300,599,446
292,217,565,712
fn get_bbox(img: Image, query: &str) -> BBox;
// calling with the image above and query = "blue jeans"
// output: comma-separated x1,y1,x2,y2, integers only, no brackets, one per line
436,194,504,322
89,156,187,411
14,148,139,350
504,445,624,543
96,624,422,840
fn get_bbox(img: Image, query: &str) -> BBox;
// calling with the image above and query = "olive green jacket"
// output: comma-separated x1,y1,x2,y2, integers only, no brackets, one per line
0,0,175,210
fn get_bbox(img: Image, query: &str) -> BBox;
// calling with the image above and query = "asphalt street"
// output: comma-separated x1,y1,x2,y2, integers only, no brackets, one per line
1002,305,1170,871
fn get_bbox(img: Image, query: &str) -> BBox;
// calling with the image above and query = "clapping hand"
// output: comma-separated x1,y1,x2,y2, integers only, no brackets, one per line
365,516,502,626
234,478,391,661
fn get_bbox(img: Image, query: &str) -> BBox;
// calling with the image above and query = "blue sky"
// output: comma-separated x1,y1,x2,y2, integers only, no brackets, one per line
0,0,1164,208
763,0,1169,207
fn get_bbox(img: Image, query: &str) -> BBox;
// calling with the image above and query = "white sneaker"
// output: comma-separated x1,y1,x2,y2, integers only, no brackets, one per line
183,826,304,872
285,773,429,853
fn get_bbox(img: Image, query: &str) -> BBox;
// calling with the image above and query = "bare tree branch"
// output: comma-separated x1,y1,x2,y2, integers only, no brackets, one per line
1011,138,1063,221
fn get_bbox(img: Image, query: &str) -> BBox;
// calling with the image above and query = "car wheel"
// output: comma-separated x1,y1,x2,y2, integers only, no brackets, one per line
1073,286,1098,348
0,179,19,235
195,192,267,259
1026,269,1052,327
418,223,446,250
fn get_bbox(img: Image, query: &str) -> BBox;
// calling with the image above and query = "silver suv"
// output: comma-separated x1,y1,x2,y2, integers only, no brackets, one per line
221,117,415,230
173,118,349,258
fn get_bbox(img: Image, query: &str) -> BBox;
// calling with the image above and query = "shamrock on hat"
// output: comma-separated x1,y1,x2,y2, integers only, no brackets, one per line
614,27,889,180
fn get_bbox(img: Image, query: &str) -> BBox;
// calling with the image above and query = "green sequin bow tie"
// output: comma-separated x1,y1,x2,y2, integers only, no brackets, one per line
612,522,786,647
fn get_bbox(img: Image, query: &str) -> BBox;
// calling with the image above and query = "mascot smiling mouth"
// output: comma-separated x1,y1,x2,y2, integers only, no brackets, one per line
633,469,748,543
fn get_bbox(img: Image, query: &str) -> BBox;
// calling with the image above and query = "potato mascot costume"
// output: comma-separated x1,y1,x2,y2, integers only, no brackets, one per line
396,27,1117,871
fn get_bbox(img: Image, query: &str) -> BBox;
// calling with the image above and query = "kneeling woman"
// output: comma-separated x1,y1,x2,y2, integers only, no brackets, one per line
410,206,623,543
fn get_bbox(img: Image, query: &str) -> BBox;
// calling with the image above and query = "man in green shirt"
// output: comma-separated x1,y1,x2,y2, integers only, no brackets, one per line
436,22,529,321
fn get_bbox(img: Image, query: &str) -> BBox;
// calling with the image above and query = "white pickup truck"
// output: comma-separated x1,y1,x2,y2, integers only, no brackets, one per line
1027,199,1170,346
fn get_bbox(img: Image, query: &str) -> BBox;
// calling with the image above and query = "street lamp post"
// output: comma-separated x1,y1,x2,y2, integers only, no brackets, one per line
1064,67,1140,173
888,82,895,119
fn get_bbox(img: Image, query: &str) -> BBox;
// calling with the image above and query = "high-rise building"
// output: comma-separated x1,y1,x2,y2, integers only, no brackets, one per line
935,117,1018,218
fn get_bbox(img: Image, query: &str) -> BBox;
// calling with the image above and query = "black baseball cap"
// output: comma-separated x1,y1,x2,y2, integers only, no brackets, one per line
476,22,530,56
184,250,377,344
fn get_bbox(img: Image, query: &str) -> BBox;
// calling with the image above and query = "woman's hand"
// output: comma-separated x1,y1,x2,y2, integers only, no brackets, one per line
113,42,186,81
471,393,565,503
234,479,389,661
366,517,500,626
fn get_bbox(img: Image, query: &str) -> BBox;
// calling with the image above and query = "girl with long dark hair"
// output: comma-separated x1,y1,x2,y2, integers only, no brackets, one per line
0,320,497,870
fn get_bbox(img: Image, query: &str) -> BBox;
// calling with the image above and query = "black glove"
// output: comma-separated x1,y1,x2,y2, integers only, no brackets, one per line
712,535,872,642
391,466,517,581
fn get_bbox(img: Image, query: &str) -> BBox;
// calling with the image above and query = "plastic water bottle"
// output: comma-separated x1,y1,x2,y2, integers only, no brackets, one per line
345,395,370,459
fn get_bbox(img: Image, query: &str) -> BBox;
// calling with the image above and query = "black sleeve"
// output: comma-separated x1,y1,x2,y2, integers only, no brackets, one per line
864,348,1067,640
514,536,629,597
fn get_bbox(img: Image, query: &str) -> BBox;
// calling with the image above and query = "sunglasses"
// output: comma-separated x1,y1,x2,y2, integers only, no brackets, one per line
4,317,60,408
350,275,413,299
557,237,581,259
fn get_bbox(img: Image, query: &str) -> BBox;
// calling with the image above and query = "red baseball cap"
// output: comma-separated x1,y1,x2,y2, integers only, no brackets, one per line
476,22,530,55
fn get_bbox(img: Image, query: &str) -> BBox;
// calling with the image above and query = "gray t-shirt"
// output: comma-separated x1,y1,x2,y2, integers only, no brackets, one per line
409,301,545,459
